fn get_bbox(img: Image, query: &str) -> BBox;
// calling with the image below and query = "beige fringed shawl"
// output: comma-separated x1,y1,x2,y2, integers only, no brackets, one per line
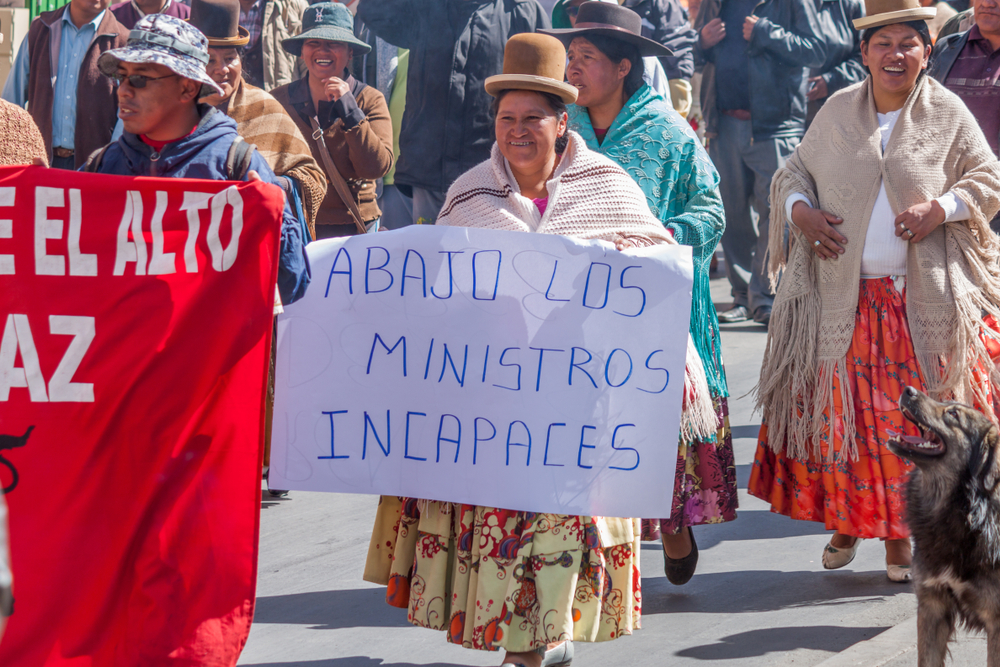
439,131,718,441
759,76,1000,461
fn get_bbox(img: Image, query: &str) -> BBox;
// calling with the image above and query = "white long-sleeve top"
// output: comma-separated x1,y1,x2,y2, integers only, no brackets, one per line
786,108,969,278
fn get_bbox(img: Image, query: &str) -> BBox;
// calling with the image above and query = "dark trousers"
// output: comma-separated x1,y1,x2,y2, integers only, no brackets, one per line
52,155,75,170
709,114,798,319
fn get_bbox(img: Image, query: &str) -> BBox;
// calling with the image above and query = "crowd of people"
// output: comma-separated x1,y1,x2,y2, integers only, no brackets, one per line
2,0,1000,663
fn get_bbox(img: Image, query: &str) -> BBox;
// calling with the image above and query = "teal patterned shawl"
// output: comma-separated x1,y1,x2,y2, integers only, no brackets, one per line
569,84,729,397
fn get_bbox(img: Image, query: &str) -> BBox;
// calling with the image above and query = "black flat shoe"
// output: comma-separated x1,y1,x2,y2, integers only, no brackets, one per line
664,528,698,585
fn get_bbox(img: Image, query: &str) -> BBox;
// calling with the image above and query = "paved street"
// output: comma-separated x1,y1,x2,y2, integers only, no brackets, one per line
239,276,926,667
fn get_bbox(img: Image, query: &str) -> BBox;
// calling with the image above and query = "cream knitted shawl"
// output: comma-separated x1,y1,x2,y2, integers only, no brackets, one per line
759,76,1000,461
438,131,717,440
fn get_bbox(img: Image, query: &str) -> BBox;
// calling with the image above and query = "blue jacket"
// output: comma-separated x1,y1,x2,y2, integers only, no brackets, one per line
94,106,311,304
695,0,828,140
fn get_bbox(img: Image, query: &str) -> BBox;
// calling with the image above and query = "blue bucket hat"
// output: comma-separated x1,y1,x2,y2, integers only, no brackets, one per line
98,14,225,98
281,3,372,57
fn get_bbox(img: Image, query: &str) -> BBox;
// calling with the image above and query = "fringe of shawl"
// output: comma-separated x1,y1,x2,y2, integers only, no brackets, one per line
920,200,1000,416
758,166,1000,462
756,156,842,459
682,332,719,442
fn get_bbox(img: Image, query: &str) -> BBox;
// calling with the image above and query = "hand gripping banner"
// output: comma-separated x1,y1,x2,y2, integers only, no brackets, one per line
0,166,283,665
269,226,693,518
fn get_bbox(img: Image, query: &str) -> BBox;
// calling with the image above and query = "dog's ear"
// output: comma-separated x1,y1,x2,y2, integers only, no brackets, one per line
973,425,1000,494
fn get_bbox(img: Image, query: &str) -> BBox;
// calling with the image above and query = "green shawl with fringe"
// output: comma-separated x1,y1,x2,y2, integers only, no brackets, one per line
569,84,729,398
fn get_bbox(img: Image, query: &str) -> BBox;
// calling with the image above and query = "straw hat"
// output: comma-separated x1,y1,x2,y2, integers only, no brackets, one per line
853,0,937,30
541,2,673,58
484,33,579,104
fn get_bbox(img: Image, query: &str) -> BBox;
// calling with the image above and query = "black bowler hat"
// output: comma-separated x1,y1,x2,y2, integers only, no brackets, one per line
189,0,249,47
540,2,673,57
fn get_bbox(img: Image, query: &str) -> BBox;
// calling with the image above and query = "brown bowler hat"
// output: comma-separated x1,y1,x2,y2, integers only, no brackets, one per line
853,0,936,29
485,33,579,104
189,0,250,47
541,2,673,58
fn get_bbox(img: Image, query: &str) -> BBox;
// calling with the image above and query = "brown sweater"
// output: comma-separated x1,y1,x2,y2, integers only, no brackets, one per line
271,74,393,233
0,100,47,166
218,79,327,237
26,6,129,168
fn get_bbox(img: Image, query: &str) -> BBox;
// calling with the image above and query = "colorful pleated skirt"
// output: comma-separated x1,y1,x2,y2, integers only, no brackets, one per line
364,499,640,653
642,397,738,540
749,277,998,539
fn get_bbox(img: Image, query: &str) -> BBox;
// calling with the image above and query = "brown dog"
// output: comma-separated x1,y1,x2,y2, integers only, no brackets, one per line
888,386,1000,667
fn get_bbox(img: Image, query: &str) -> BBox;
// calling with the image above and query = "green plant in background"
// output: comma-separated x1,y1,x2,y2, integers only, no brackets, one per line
30,0,69,20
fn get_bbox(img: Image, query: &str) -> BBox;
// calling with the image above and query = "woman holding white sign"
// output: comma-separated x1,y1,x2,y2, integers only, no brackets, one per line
543,2,735,587
363,33,717,667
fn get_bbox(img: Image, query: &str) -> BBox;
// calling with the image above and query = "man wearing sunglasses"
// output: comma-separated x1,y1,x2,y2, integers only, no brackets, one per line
1,0,130,169
85,14,311,305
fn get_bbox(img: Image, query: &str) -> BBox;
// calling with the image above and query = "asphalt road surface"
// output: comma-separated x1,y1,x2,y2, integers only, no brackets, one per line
238,276,919,667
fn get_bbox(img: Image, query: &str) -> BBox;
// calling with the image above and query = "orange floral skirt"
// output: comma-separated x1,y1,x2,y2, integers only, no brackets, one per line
749,277,999,540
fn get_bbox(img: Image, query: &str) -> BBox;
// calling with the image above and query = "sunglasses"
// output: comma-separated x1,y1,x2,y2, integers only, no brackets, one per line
112,73,178,88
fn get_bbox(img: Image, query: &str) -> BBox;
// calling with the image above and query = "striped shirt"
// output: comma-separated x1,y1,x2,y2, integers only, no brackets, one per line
945,26,1000,156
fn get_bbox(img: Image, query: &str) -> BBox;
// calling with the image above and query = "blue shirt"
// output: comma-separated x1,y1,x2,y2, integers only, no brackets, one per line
1,9,107,150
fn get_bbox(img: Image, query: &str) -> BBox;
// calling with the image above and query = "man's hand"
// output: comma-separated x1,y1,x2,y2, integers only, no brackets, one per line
31,157,45,167
247,170,261,182
743,14,759,41
700,18,726,48
806,76,828,102
323,77,351,102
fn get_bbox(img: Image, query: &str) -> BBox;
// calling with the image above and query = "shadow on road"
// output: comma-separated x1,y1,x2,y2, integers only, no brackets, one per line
641,569,910,615
638,507,829,554
243,660,464,667
253,587,411,629
673,625,891,659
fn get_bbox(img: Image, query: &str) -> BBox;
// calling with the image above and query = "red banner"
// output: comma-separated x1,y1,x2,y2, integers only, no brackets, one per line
0,166,282,665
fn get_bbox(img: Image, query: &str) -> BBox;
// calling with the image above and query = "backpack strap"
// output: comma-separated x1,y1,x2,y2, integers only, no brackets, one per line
226,136,257,181
82,144,112,173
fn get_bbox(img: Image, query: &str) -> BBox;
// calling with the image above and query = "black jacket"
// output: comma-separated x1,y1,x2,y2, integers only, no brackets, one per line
928,28,968,82
813,0,866,96
621,0,698,79
357,0,549,194
695,0,827,140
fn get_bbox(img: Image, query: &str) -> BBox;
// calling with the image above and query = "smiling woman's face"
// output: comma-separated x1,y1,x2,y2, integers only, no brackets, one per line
861,23,931,100
301,39,352,81
494,89,566,178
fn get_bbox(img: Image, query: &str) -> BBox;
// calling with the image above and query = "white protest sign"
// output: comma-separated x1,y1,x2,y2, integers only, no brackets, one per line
269,225,693,518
